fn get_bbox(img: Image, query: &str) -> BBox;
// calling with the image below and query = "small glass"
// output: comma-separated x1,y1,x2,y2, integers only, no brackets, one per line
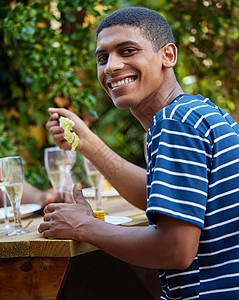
2,156,29,236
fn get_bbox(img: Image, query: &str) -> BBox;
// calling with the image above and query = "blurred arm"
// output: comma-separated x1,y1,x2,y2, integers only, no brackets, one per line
22,181,57,208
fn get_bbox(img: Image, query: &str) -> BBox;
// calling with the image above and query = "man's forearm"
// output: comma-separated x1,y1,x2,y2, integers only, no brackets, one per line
81,218,197,270
81,134,147,210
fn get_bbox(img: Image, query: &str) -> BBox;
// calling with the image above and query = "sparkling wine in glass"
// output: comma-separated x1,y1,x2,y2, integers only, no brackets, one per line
0,158,13,231
44,147,76,202
2,156,29,236
83,157,103,210
64,150,76,175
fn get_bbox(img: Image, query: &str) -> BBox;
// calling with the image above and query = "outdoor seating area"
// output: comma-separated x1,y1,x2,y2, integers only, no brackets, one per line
0,195,162,299
0,1,238,300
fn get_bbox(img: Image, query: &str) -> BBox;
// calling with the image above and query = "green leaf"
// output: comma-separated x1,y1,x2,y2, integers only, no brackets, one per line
64,13,77,22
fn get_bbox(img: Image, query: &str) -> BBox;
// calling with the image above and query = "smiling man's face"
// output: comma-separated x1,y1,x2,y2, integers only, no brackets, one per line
96,25,164,110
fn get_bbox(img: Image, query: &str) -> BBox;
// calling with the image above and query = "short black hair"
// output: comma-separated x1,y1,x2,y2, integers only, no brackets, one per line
96,7,174,52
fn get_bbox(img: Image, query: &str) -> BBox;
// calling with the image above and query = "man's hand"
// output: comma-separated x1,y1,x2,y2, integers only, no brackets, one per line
38,184,95,241
46,108,93,153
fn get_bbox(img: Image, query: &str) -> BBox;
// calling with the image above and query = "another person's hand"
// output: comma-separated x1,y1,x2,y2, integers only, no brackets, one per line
0,190,6,208
34,187,76,207
41,188,58,207
38,184,95,240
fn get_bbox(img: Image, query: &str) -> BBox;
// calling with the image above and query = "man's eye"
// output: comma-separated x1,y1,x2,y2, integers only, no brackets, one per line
97,55,108,64
122,48,137,55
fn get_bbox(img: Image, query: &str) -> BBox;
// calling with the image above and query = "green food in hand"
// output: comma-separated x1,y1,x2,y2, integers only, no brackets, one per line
60,116,79,155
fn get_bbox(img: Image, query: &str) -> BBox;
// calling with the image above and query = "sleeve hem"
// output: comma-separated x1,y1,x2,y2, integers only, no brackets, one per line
146,207,204,229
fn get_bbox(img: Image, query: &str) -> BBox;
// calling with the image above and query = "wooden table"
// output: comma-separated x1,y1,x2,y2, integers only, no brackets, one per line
0,196,152,299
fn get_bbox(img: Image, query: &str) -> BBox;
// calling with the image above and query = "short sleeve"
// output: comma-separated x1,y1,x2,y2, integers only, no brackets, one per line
146,118,212,228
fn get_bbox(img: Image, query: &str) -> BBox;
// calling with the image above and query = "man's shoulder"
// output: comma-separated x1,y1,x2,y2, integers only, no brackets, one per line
152,94,213,126
164,94,213,116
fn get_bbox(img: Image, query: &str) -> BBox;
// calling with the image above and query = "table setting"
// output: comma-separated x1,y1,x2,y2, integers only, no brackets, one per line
0,152,148,299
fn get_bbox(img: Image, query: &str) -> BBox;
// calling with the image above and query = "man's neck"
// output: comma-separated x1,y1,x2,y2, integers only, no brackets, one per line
131,75,184,131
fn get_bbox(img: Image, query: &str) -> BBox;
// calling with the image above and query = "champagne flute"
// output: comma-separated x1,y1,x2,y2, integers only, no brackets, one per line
2,156,29,236
62,151,77,202
44,147,76,202
83,156,104,210
64,150,76,175
0,158,13,231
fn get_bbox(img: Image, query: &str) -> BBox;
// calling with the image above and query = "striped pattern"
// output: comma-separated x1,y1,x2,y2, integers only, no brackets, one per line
146,94,239,299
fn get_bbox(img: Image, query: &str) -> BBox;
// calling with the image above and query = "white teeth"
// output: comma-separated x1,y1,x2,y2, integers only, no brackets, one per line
111,77,135,88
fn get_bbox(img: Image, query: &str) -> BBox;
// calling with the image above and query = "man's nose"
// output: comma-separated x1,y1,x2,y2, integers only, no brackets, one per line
104,54,124,74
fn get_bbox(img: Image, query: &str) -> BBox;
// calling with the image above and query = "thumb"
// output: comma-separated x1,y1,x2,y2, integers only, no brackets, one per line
73,183,85,203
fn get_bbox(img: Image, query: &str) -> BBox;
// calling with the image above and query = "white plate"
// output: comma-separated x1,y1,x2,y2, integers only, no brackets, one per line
105,216,132,225
82,188,119,198
0,204,42,222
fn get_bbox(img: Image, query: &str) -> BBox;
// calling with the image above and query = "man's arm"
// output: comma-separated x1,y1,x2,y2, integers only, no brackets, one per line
82,135,147,210
39,185,201,270
46,108,147,210
85,214,201,270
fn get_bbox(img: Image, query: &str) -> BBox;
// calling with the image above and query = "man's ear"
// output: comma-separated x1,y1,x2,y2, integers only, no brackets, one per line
161,43,177,68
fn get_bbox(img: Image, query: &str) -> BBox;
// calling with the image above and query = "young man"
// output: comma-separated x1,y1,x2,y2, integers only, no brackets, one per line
39,7,239,299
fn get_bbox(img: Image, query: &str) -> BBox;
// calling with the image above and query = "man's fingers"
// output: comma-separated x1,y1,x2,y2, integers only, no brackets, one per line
73,184,94,217
43,213,52,222
48,108,70,118
43,203,59,214
49,112,59,121
38,221,50,233
73,183,85,203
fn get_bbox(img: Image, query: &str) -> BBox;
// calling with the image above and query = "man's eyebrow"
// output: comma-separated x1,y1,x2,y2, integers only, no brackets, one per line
95,49,105,56
95,40,140,56
116,40,141,48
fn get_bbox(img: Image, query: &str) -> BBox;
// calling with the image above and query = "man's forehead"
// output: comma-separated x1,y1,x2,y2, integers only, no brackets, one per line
96,25,144,49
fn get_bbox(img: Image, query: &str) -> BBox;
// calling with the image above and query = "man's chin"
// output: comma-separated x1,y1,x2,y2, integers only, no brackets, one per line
114,103,129,109
112,98,134,109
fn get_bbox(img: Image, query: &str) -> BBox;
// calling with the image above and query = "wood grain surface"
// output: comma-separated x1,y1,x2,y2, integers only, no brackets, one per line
0,257,69,299
0,196,149,299
0,196,148,258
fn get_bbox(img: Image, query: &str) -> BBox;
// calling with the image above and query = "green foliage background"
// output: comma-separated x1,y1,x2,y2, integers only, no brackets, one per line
0,0,238,189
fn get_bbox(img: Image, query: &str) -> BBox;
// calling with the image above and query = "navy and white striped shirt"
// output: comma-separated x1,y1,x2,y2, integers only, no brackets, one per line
146,94,239,299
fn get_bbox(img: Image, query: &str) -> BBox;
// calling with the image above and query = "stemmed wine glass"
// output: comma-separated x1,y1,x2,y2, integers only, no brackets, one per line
0,158,13,231
64,150,76,175
83,156,104,210
44,147,76,202
1,156,29,236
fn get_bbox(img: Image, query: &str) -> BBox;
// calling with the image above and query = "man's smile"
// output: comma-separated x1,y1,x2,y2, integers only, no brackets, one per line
107,76,138,90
